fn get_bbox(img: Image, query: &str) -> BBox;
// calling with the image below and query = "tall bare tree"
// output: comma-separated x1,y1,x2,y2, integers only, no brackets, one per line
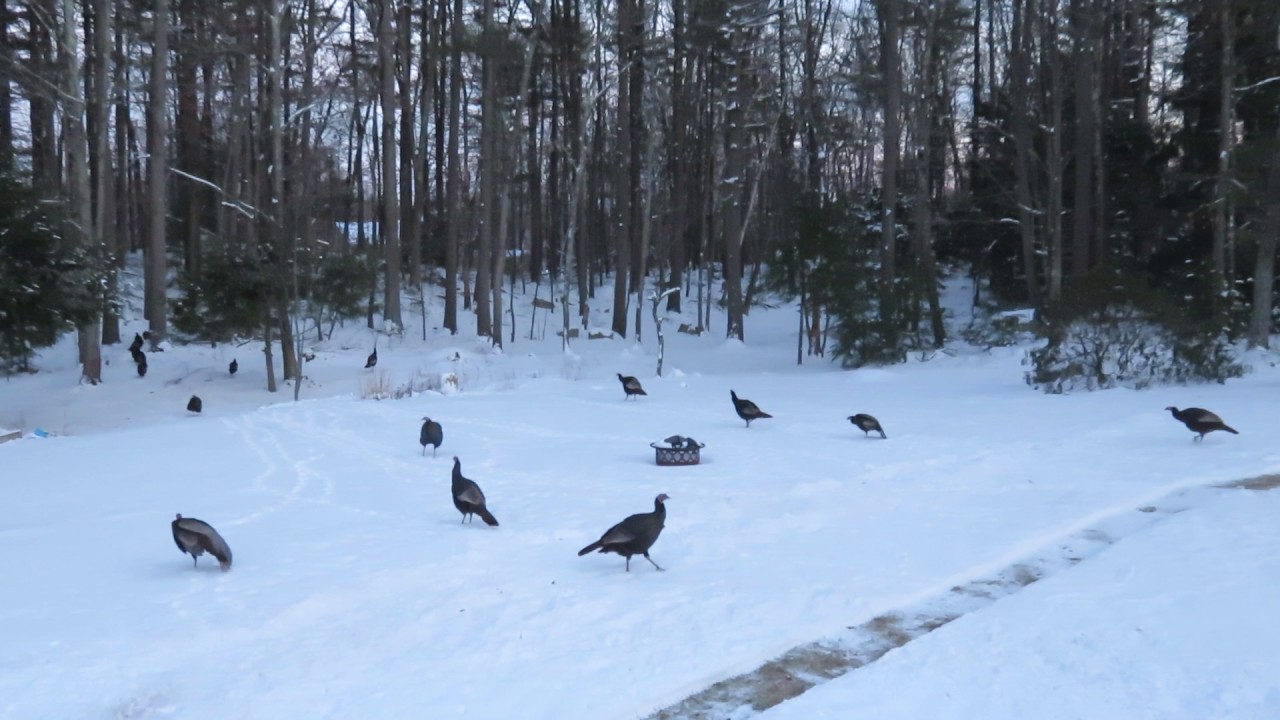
1211,0,1234,292
89,0,117,344
1009,0,1041,307
1070,0,1099,276
376,0,402,329
61,0,101,381
145,0,169,344
443,0,463,333
474,0,496,339
875,0,902,325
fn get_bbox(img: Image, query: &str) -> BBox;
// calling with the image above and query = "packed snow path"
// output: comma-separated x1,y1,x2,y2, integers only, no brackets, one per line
649,476,1280,719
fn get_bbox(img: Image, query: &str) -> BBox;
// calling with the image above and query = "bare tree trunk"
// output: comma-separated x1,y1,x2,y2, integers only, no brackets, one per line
1212,0,1234,294
444,0,463,333
27,0,58,194
1045,2,1064,305
176,0,200,277
398,2,420,289
0,1,12,169
413,2,435,295
875,0,901,328
720,3,756,342
378,0,402,330
912,7,945,348
1010,0,1042,307
269,0,298,382
145,0,169,344
62,0,101,382
474,0,495,339
112,15,131,265
610,0,635,337
91,0,118,345
1070,0,1097,276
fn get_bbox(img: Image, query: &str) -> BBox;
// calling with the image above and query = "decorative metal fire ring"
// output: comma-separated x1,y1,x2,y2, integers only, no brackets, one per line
650,436,705,466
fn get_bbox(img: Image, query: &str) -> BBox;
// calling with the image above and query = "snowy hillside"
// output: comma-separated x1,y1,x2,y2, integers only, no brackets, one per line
2,272,1279,720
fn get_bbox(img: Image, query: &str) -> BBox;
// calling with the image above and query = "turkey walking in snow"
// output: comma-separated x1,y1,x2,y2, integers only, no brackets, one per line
365,347,378,369
187,395,203,413
578,493,669,572
450,457,499,526
420,417,443,456
847,413,887,439
171,514,233,570
730,390,772,427
229,358,238,376
617,373,647,400
1165,406,1238,442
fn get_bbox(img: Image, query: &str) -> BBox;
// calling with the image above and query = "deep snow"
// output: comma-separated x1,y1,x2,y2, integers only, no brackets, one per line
2,270,1279,719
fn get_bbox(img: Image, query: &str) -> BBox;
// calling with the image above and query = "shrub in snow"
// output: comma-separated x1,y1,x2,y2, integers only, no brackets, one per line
1024,273,1243,393
359,371,393,400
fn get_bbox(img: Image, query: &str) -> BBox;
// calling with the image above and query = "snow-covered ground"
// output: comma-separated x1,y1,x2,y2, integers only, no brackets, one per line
2,269,1279,719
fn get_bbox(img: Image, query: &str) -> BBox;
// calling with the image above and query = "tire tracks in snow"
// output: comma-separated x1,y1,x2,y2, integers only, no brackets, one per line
646,474,1280,720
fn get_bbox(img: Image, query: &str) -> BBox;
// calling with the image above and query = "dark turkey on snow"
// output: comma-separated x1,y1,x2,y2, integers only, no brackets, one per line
171,514,233,570
730,390,772,427
847,413,887,439
420,417,443,456
450,456,499,526
1165,406,1238,442
617,373,647,400
229,358,238,376
365,347,378,369
578,494,669,572
187,395,203,413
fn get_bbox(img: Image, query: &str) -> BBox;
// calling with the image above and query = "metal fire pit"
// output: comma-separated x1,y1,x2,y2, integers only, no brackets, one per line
650,436,705,466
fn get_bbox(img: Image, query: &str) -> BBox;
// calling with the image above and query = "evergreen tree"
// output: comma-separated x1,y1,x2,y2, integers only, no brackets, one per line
0,176,101,371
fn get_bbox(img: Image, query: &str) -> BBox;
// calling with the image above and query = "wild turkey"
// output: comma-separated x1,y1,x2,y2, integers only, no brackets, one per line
187,395,203,413
420,417,443,456
229,358,238,376
1166,406,1238,441
450,456,499,526
365,347,378,369
171,514,233,570
617,373,647,400
848,413,887,439
135,351,148,377
730,390,772,427
578,493,669,572
128,332,144,353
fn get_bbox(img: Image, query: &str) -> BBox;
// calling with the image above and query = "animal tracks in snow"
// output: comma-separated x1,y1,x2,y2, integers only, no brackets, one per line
646,475,1280,720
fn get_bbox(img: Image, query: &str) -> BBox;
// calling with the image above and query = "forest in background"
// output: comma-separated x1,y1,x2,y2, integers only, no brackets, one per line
0,0,1277,391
